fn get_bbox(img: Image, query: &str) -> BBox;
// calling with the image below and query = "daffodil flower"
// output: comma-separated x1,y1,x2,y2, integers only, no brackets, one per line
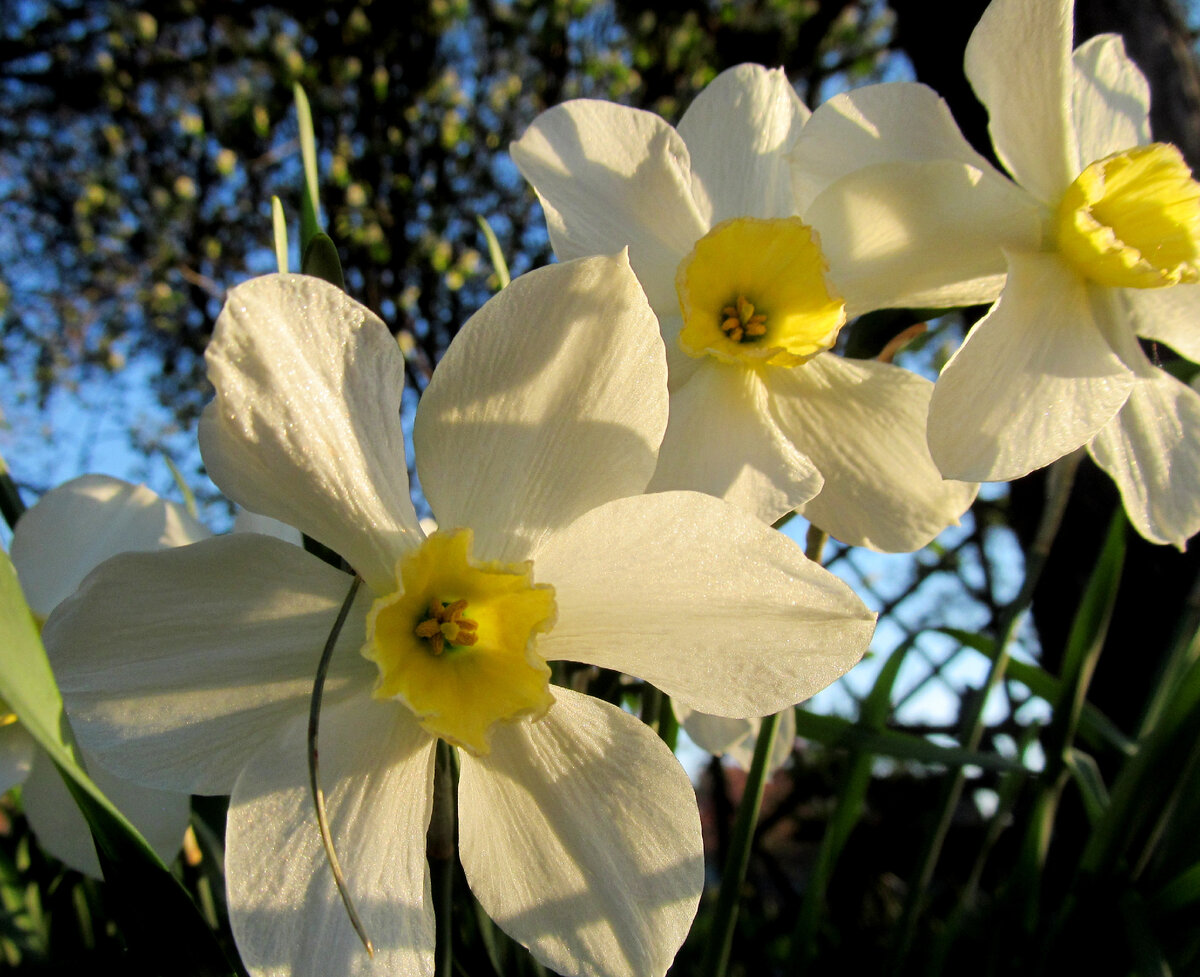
809,0,1200,546
44,254,875,977
5,474,201,875
512,64,983,553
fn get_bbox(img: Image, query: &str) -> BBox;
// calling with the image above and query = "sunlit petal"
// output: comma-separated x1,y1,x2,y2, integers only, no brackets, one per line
537,491,874,717
414,254,667,564
200,274,421,592
928,251,1135,481
226,700,436,977
43,534,374,794
458,688,701,977
1071,33,1151,167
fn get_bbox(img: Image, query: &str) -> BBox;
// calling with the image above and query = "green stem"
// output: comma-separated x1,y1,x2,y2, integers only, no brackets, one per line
890,451,1081,972
700,709,782,977
429,742,458,977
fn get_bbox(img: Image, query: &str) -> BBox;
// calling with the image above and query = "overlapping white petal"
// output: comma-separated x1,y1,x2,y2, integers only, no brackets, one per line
809,159,1040,316
678,63,808,223
227,700,436,977
536,491,873,717
767,355,977,551
676,705,796,774
1089,366,1200,549
414,254,668,564
965,0,1078,203
789,82,997,211
1070,33,1151,166
928,251,1135,481
510,102,705,314
458,688,702,977
21,747,190,877
10,475,209,617
44,534,374,794
1123,284,1200,364
647,365,823,525
200,274,422,592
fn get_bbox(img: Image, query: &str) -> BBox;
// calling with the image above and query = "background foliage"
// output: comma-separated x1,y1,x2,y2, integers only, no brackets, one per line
2,1,1200,974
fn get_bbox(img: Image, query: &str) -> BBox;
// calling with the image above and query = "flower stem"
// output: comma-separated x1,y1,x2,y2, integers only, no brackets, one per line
701,708,782,977
307,574,374,957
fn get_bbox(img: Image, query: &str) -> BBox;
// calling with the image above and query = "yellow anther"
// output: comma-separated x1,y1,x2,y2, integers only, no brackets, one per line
414,598,479,655
720,295,768,343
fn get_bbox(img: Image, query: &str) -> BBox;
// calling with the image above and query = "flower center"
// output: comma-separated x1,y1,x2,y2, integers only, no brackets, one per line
675,216,846,368
363,529,557,756
1055,143,1200,289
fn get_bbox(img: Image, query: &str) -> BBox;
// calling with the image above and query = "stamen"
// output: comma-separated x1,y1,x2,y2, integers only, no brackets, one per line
415,599,480,655
720,294,768,343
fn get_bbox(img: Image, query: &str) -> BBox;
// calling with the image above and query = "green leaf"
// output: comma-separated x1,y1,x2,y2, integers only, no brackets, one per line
294,83,321,252
1153,861,1200,915
0,551,235,975
271,195,290,274
302,233,345,291
162,454,198,520
1064,747,1109,825
791,710,1025,774
476,216,510,289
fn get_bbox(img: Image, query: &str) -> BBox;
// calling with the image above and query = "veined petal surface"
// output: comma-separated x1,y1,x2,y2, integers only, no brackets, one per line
677,63,808,223
511,101,706,314
646,364,823,526
1071,33,1151,168
227,699,436,977
22,746,189,878
1123,283,1200,364
965,0,1078,203
458,688,702,977
1089,366,1200,548
536,492,874,717
928,251,1135,481
808,159,1040,316
10,475,209,617
415,254,667,564
790,82,996,211
200,274,421,593
767,355,978,552
43,534,374,794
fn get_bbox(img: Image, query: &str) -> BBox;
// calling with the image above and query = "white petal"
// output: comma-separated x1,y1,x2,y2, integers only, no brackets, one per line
0,723,36,795
766,355,978,552
789,82,996,211
1089,367,1200,548
227,699,436,977
928,251,1135,481
536,491,874,717
10,475,209,618
646,364,824,526
677,63,808,223
1072,33,1152,166
660,311,703,393
1123,283,1200,365
965,0,1078,203
510,101,706,315
677,706,795,775
43,534,374,794
233,509,304,545
200,274,421,593
414,254,668,563
458,688,701,977
23,746,190,878
724,707,796,774
808,159,1041,317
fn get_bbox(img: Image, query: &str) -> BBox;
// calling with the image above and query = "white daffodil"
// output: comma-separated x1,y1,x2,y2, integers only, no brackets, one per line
511,63,986,553
812,0,1200,546
44,255,875,977
5,474,201,875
